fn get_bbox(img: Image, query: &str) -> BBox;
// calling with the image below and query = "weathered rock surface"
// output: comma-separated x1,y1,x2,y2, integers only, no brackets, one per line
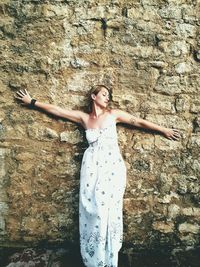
1,246,200,267
0,0,200,255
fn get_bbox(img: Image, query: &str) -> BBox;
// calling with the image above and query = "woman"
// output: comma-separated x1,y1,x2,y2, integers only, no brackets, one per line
15,85,181,267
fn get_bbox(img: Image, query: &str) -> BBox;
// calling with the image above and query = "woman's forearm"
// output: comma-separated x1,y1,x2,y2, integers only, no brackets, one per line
15,90,84,122
34,101,61,116
139,119,166,134
15,89,62,117
136,118,181,140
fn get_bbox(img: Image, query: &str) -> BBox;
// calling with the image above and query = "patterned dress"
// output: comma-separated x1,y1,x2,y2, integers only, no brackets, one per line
79,113,127,267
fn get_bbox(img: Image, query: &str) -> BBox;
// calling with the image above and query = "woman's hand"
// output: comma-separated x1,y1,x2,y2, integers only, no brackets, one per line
15,89,32,105
162,127,182,141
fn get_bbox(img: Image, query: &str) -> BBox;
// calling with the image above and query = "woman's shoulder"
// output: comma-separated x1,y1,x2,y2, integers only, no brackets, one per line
109,108,134,123
109,108,122,117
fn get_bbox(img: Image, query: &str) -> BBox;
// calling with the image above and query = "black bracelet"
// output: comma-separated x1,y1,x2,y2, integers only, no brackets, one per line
30,98,37,107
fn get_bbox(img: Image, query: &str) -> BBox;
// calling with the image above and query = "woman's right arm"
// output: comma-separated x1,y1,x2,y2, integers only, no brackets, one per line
15,89,87,124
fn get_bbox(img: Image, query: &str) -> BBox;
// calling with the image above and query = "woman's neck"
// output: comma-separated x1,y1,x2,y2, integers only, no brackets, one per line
90,106,107,119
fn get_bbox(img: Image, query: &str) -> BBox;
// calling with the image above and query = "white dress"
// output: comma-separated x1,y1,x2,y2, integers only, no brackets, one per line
79,113,127,267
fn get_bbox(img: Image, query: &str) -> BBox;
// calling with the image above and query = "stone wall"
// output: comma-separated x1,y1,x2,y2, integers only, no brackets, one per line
0,0,200,252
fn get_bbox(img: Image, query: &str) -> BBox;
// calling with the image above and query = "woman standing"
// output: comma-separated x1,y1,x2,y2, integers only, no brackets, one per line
15,85,181,267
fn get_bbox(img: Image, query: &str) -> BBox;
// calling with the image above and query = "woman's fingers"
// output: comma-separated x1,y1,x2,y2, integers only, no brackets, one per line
16,89,29,98
171,131,181,140
171,128,181,136
16,94,22,99
19,89,25,95
17,89,28,96
24,89,29,96
164,128,182,141
15,95,22,100
173,132,181,137
169,136,178,141
14,89,32,106
16,90,24,96
172,135,180,140
15,90,29,103
175,134,181,138
24,89,30,96
172,129,181,134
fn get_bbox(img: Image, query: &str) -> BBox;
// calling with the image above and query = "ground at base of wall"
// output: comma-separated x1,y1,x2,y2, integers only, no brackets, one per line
0,246,200,267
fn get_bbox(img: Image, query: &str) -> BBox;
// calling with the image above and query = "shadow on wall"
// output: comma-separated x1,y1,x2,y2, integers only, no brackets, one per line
0,246,200,267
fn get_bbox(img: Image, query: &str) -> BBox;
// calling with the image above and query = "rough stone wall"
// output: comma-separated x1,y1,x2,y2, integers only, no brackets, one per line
0,0,200,251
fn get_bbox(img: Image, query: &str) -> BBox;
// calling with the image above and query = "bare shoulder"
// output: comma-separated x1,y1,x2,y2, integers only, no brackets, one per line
80,110,89,120
109,108,138,124
79,110,89,122
108,109,118,121
59,109,89,125
109,109,122,116
109,109,129,122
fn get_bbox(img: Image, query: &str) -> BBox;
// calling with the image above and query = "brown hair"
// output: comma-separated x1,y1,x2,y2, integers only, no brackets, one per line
87,84,112,113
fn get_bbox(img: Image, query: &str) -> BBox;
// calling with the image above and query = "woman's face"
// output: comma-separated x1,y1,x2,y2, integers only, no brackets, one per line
92,88,110,108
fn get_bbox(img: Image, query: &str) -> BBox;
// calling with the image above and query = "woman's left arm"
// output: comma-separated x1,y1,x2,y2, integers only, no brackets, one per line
111,109,181,141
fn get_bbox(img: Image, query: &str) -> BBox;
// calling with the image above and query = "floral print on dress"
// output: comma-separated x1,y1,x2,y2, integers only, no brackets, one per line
79,114,126,267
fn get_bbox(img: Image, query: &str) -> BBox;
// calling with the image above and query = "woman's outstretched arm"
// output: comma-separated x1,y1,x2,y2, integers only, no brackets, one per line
111,109,181,141
15,89,87,124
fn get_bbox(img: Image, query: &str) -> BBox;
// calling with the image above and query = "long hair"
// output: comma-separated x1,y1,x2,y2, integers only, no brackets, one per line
87,84,112,113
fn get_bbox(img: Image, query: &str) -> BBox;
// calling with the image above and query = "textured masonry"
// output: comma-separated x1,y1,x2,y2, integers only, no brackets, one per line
0,0,200,251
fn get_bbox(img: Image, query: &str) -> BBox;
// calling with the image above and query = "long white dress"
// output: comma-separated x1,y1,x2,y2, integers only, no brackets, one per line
79,113,127,267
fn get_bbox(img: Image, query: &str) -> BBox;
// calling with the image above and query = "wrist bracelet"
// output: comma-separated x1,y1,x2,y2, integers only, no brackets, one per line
30,98,37,107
